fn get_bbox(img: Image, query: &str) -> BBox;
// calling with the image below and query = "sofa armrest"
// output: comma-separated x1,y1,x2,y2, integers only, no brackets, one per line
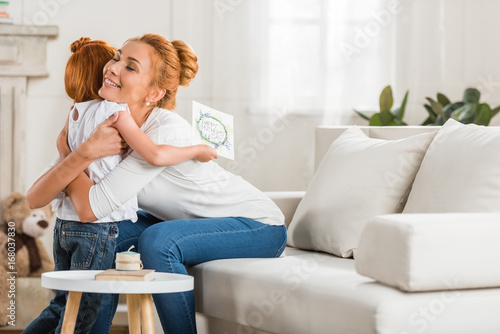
355,213,500,292
264,191,305,227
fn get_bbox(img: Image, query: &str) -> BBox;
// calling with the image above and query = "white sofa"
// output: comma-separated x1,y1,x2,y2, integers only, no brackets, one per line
189,122,500,334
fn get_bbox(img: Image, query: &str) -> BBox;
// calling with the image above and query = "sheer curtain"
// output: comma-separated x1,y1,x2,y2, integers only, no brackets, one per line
173,0,500,190
392,0,500,125
244,0,500,126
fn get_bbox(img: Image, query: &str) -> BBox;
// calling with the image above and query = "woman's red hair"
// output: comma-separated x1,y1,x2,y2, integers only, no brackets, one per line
126,34,199,110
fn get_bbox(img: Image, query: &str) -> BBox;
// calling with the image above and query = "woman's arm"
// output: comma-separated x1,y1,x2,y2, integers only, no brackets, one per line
113,110,217,166
66,112,194,222
72,149,170,222
26,114,125,209
26,144,93,209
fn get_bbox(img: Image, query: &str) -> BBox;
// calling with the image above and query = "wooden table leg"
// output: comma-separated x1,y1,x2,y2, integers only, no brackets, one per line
61,291,82,334
126,294,141,334
139,294,155,334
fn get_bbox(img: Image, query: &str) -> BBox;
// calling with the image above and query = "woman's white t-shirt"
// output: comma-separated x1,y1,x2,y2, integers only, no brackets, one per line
89,108,284,226
52,100,138,223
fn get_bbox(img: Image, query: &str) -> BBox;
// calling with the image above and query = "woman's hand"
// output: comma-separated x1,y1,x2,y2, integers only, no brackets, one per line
76,113,129,160
26,112,126,210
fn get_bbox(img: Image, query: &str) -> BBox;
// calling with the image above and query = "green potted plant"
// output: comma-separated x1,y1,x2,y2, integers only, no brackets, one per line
354,85,409,126
422,88,500,126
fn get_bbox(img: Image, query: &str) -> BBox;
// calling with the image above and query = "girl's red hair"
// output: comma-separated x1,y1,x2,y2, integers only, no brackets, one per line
65,37,116,103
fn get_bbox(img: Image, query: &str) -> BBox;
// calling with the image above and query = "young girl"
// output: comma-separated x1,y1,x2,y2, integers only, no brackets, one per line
24,37,216,334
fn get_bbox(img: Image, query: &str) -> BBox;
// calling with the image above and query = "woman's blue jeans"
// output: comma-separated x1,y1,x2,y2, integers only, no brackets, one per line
23,218,120,334
91,211,287,334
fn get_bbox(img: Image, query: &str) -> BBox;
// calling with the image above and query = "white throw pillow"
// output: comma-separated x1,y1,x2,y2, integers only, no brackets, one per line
287,127,436,258
355,213,500,292
403,119,500,213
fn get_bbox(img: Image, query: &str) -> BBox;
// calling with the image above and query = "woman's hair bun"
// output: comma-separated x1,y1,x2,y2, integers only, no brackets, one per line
70,37,92,53
172,40,199,87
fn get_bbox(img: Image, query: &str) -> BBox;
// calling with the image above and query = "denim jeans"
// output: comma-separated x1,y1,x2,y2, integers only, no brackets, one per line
91,211,287,334
23,218,120,334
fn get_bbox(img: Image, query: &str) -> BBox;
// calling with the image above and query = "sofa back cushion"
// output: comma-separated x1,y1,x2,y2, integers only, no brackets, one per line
315,126,440,171
288,126,436,258
403,119,500,213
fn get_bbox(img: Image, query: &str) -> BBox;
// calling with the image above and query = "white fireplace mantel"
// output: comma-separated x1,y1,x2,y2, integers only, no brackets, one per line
0,24,58,213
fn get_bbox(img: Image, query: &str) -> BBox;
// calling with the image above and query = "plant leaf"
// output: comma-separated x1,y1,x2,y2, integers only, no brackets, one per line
491,106,500,118
369,113,383,126
450,107,463,121
474,103,492,126
420,116,434,126
463,88,480,104
353,109,371,121
450,104,475,124
437,93,451,107
395,91,409,121
380,110,394,125
458,103,477,123
424,104,437,119
443,102,464,119
379,86,393,112
392,107,400,118
426,97,445,121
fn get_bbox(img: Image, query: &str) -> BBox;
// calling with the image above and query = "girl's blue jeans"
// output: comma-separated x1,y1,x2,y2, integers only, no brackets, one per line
23,218,120,334
91,211,287,334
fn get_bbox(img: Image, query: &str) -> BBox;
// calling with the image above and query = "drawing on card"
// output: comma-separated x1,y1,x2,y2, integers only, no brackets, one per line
192,101,234,160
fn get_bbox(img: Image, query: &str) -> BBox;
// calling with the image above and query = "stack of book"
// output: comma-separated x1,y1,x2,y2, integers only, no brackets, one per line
0,1,13,24
95,269,156,281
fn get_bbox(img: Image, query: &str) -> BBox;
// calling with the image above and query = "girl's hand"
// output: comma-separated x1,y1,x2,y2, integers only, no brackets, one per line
77,113,129,160
195,145,218,162
57,116,71,160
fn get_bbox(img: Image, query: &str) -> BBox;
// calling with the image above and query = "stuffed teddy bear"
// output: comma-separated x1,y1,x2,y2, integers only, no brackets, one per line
0,192,54,326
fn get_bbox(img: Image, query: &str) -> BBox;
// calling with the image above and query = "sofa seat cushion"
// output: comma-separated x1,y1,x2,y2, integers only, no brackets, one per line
189,247,500,334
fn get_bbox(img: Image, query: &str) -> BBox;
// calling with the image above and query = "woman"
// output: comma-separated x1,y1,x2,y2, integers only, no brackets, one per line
27,33,286,334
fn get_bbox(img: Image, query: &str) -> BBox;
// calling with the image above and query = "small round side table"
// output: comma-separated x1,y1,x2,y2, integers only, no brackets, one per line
41,270,194,334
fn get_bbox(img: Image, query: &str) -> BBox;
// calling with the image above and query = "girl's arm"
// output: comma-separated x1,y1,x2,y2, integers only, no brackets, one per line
66,171,96,222
53,115,96,221
26,114,125,210
113,110,217,166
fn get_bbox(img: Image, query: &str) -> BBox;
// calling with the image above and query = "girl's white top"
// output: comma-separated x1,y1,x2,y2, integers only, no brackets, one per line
51,100,138,223
89,108,285,226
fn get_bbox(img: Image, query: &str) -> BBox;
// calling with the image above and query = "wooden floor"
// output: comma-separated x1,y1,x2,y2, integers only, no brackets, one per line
0,325,129,333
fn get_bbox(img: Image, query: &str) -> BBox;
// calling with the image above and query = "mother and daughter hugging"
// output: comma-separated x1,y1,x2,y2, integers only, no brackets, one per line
23,33,286,334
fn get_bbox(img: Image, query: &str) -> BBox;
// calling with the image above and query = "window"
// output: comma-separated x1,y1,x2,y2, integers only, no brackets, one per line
247,0,500,125
252,0,391,121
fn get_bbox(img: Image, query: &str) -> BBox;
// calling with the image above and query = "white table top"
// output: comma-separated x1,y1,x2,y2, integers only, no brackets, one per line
41,270,193,294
